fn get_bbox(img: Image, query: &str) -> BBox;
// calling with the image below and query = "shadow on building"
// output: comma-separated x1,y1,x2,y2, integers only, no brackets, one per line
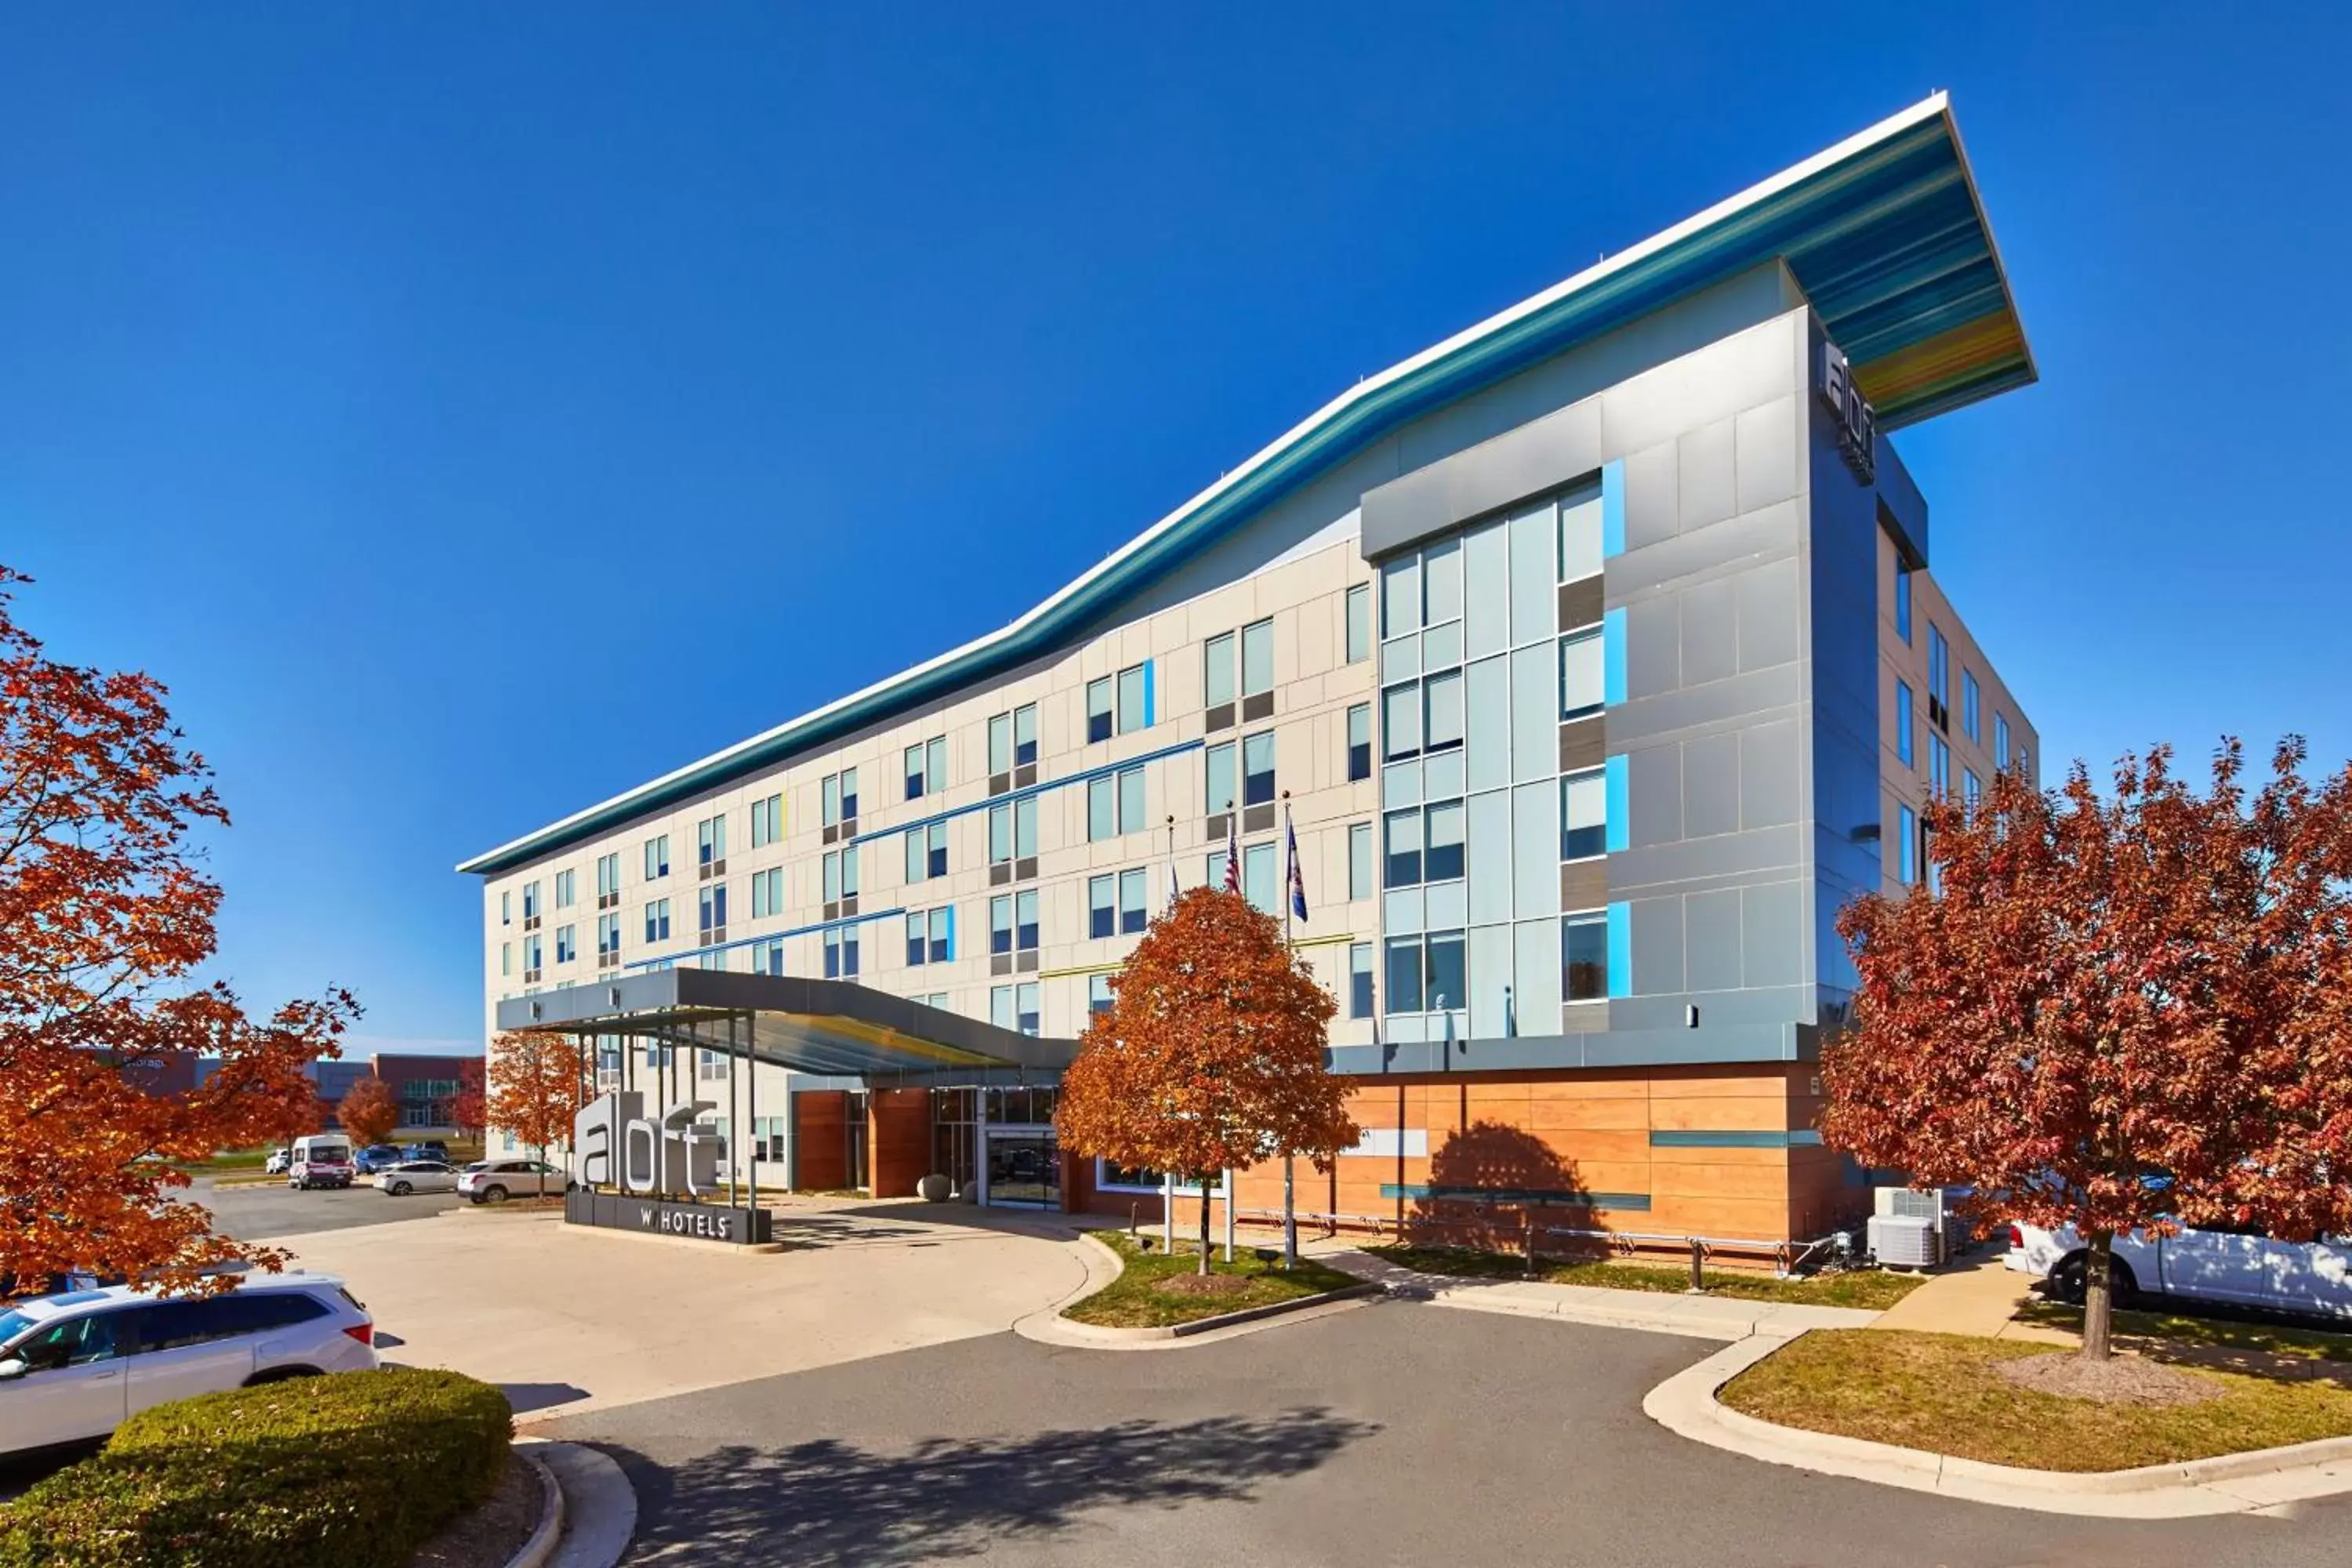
1408,1119,1603,1258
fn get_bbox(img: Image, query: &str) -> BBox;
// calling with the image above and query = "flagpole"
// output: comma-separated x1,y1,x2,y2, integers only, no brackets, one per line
1281,792,1298,1269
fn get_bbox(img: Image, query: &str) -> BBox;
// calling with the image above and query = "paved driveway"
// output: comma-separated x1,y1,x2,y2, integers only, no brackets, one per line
539,1302,2352,1568
187,1175,463,1240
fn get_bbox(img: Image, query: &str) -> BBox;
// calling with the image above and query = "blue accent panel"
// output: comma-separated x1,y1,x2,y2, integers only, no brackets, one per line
944,905,957,964
849,738,1205,847
1602,608,1628,706
625,906,905,972
1600,458,1626,558
1604,755,1629,854
1649,1129,1824,1149
1606,901,1632,999
1142,659,1156,728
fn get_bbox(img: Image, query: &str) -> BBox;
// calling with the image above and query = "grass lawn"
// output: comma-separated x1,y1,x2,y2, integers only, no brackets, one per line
1065,1232,1363,1330
1720,1329,2352,1471
1364,1244,1923,1312
2015,1301,2352,1364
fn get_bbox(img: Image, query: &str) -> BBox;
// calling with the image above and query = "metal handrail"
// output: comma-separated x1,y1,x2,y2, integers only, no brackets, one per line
1223,1203,1849,1277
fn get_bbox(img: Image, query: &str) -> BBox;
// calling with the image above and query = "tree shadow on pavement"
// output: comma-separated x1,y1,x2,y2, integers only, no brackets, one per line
607,1406,1381,1565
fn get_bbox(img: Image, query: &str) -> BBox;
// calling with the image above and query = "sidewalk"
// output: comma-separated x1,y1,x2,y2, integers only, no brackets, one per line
1867,1248,2071,1344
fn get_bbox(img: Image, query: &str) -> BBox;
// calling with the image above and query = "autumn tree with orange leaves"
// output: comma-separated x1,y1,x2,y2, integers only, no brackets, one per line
0,568,358,1299
1056,887,1357,1274
1824,740,2352,1361
451,1058,486,1144
485,1031,589,1198
337,1076,401,1150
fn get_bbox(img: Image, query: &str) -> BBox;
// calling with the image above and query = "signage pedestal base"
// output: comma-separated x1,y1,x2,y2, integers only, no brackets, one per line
564,1188,774,1246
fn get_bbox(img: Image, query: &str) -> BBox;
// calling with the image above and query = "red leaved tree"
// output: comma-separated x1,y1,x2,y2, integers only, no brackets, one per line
1056,887,1357,1273
0,567,359,1298
1823,739,2352,1359
450,1058,486,1145
485,1031,588,1198
338,1076,401,1150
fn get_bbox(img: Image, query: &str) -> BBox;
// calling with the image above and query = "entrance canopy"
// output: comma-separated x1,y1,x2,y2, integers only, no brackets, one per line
495,968,1078,1085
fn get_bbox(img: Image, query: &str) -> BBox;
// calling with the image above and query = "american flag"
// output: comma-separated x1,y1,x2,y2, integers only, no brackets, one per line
1284,803,1308,924
1222,810,1240,895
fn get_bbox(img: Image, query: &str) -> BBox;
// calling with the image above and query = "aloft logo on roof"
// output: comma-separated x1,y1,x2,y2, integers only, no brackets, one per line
1819,341,1878,485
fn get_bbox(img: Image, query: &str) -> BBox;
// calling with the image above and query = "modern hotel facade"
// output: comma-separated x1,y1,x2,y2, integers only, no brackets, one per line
463,95,2038,1247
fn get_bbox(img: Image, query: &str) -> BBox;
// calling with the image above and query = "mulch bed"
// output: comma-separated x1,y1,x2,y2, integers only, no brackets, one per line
408,1449,544,1568
1154,1273,1254,1298
1996,1351,2223,1407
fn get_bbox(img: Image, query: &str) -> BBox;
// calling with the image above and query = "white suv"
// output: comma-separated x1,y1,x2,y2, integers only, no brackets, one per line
2007,1221,2352,1320
0,1275,378,1456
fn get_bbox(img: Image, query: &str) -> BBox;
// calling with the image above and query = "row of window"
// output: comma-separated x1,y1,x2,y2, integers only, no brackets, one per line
1382,913,1610,1014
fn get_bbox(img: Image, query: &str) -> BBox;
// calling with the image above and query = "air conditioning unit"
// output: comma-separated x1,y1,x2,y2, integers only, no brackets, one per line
1875,1185,1960,1237
1867,1213,1943,1269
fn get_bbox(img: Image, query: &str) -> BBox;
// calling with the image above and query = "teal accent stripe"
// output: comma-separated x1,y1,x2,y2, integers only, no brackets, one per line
848,737,1205,847
944,904,957,964
1604,755,1629,854
1601,458,1626,557
1606,901,1632,999
1142,659,1156,728
1602,608,1628,706
1378,1184,1652,1211
1649,1129,1825,1149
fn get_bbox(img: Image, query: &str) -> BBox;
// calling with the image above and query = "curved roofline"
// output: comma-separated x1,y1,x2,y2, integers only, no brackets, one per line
461,93,2029,877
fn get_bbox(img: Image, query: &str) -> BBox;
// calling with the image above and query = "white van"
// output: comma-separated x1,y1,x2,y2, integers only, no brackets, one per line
288,1134,355,1191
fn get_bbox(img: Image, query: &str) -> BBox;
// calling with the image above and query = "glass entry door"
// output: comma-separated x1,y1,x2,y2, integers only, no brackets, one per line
985,1131,1059,1208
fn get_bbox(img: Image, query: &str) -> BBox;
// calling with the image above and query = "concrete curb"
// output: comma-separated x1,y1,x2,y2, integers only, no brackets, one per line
1642,1331,2352,1518
502,1445,566,1568
517,1440,637,1568
1331,1250,1880,1342
1012,1232,1381,1351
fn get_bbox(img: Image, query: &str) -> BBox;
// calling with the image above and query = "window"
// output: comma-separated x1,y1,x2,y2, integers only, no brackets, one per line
1348,822,1373,899
1243,840,1277,915
823,845,860,902
904,821,948,882
644,898,670,942
1384,929,1465,1013
991,891,1040,956
1345,584,1371,663
1898,804,1918,885
1088,767,1145,840
1964,769,1982,808
499,942,511,977
1425,800,1464,881
1384,800,1462,886
595,852,620,907
643,835,670,880
554,924,575,964
1089,974,1115,1015
1382,683,1420,760
1119,868,1148,934
750,793,783,848
1929,732,1951,797
699,1049,729,1083
521,880,539,920
1242,731,1276,807
698,884,727,938
1204,633,1236,710
1204,741,1236,817
1116,663,1149,732
750,866,785,920
1424,669,1464,753
988,795,1040,867
904,907,953,966
1559,483,1604,582
987,703,1038,773
1562,768,1606,860
697,814,727,872
1895,681,1915,767
1994,713,2011,771
1348,942,1374,1018
1927,623,1949,715
1560,627,1604,720
821,768,860,826
1563,912,1608,1001
991,982,1040,1036
554,869,575,908
913,991,949,1012
1096,1160,1221,1194
1085,677,1113,742
754,938,785,976
597,913,620,960
1894,566,1913,644
1240,619,1273,697
1962,670,1980,744
904,736,947,801
1089,875,1116,938
1384,807,1422,887
522,934,542,978
1346,702,1371,782
824,925,859,978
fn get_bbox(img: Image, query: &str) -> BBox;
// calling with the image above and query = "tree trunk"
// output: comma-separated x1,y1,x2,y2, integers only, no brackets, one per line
1198,1180,1212,1276
2082,1229,2114,1361
535,1145,547,1200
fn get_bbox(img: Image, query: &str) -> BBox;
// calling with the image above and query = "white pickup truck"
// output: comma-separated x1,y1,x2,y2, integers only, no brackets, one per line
2006,1221,2352,1320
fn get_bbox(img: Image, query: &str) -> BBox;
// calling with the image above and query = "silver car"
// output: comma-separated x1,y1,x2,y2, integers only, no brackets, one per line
374,1160,460,1197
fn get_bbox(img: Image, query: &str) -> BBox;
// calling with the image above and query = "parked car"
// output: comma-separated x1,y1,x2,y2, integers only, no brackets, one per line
457,1160,568,1205
2007,1221,2352,1320
376,1160,460,1197
288,1134,356,1191
0,1275,376,1457
354,1144,406,1175
263,1149,292,1176
398,1141,451,1163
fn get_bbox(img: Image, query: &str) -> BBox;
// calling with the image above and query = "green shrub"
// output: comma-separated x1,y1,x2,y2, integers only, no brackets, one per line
0,1367,513,1568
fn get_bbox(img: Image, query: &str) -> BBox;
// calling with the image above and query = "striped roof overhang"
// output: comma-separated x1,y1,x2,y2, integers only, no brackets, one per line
460,92,2029,877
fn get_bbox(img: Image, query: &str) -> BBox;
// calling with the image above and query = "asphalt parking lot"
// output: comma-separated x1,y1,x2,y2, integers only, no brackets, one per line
184,1174,463,1240
540,1301,2352,1568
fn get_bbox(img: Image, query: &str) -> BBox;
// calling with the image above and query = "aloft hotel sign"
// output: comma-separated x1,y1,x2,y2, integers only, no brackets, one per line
564,1091,772,1246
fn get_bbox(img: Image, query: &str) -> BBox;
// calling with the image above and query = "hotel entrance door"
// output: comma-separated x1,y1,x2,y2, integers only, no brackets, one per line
985,1131,1060,1208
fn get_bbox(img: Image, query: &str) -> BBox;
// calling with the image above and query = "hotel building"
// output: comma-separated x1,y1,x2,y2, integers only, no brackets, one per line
462,95,2038,1247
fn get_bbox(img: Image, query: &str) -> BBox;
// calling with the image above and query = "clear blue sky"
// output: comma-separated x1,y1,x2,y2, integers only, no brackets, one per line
5,6,2346,1055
